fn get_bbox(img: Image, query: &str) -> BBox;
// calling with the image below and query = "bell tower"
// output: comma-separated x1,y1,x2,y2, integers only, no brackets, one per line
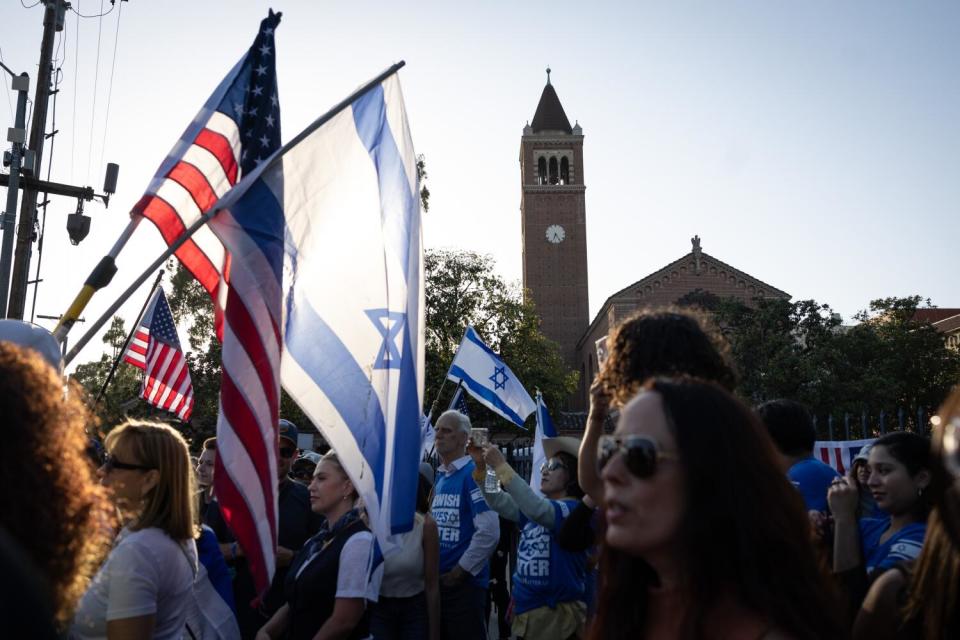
520,69,589,401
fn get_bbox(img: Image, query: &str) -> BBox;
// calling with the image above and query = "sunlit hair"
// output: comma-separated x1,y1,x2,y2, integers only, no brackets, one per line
437,409,471,434
0,343,113,625
901,508,959,638
931,386,960,550
105,420,198,542
317,451,359,500
589,377,844,640
596,307,736,408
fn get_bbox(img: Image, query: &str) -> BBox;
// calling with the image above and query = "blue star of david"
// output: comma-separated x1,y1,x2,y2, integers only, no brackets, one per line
365,309,407,370
490,366,509,390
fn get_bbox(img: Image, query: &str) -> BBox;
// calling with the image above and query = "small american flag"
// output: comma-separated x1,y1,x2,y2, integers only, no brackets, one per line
123,288,194,421
449,384,470,417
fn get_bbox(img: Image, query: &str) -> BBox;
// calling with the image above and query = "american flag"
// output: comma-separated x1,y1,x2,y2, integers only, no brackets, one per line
123,288,194,421
130,11,284,599
131,10,282,342
449,384,470,417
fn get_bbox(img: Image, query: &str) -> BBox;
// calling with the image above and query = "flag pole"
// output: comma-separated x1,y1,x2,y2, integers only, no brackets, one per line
93,269,163,405
62,60,407,367
53,216,142,344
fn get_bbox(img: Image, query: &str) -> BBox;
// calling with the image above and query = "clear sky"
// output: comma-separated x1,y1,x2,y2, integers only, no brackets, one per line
2,0,958,369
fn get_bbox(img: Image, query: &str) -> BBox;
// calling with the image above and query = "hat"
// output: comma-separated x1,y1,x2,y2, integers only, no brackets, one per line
419,462,435,487
543,436,581,460
853,444,873,464
278,419,299,445
298,450,321,465
0,320,62,373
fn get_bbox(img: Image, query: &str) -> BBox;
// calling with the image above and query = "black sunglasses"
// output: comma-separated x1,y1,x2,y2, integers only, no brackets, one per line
597,435,679,479
103,454,154,473
279,446,298,459
540,460,567,474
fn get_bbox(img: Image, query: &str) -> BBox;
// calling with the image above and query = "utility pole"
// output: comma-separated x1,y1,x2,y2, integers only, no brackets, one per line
7,0,67,320
0,66,31,318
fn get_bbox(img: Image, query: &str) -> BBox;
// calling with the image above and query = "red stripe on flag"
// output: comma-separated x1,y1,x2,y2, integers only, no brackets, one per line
225,294,280,411
195,129,239,185
834,449,845,475
213,454,274,603
166,160,219,213
218,370,277,530
134,194,227,341
819,447,830,465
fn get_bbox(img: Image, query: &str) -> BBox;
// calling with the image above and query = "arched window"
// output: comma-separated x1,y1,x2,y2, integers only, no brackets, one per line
560,156,570,184
549,157,559,185
537,156,547,185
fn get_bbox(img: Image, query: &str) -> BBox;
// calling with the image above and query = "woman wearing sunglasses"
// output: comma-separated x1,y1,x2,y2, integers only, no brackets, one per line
469,437,588,640
589,377,844,640
72,421,199,640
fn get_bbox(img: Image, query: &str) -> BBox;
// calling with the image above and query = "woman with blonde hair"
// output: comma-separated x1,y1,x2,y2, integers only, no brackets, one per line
72,421,199,640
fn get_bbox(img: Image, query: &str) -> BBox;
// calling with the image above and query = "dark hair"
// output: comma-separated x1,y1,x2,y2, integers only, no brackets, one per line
902,508,960,639
756,399,816,457
597,308,736,407
873,431,931,476
589,377,844,640
416,473,432,514
554,451,584,500
0,343,113,624
872,431,938,520
202,437,217,451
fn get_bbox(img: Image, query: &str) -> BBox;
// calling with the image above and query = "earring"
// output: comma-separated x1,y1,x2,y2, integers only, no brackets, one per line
918,487,924,498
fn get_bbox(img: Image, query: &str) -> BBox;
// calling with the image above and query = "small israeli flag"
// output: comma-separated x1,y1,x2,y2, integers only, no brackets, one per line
530,392,558,495
446,327,536,427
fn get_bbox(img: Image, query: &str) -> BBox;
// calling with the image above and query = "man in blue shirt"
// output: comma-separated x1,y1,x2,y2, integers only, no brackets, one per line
758,399,839,513
431,410,499,640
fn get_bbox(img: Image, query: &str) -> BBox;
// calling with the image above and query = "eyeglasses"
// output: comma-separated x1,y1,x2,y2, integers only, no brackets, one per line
597,435,679,479
540,460,567,474
103,454,154,473
279,446,298,459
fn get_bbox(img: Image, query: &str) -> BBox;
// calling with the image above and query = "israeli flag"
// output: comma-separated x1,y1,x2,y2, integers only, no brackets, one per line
530,392,558,495
446,327,536,427
209,66,424,559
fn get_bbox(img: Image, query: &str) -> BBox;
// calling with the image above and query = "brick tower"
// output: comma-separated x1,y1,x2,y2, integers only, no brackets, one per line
520,69,589,398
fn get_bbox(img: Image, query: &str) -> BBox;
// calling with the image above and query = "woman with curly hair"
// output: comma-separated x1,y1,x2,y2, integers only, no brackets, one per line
578,307,737,503
0,339,113,632
72,421,199,640
590,377,845,639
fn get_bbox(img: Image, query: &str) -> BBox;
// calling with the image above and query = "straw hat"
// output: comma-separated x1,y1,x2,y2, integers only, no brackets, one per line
542,436,580,460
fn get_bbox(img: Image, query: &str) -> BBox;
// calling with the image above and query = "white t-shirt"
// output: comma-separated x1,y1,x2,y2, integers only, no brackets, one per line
71,527,197,640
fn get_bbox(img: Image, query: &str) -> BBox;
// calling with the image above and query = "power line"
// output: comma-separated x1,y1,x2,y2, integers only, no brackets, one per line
85,0,105,183
98,0,122,173
20,0,42,8
70,1,80,181
69,2,115,19
0,48,15,123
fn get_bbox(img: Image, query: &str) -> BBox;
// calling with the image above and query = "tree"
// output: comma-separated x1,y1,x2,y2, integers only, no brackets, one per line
424,249,578,431
713,294,960,426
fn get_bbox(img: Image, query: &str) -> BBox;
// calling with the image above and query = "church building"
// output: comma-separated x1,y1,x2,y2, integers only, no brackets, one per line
519,72,791,411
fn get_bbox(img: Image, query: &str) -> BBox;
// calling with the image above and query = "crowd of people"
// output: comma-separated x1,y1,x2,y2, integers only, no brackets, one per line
1,307,959,639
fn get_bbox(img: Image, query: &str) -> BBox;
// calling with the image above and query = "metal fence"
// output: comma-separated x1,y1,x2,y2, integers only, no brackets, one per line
813,407,932,441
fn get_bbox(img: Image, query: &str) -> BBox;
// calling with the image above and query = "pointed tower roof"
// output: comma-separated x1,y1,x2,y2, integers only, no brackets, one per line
530,68,573,134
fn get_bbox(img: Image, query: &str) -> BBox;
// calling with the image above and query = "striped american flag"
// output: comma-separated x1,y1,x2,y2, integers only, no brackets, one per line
131,10,282,342
123,288,194,421
130,11,283,598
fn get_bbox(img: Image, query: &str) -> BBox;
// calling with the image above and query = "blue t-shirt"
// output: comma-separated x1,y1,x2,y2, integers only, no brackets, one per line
859,517,926,575
511,499,587,615
788,457,840,512
431,460,491,588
